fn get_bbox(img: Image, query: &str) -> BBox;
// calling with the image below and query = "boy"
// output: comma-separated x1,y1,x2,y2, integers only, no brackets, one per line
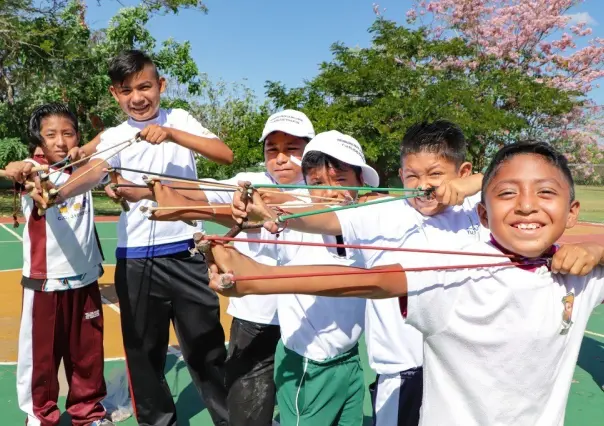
254,130,377,425
235,120,489,425
44,50,234,426
209,141,604,426
147,109,315,426
3,103,111,426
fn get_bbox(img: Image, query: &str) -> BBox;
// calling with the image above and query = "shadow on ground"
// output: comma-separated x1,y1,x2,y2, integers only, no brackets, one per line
577,336,604,391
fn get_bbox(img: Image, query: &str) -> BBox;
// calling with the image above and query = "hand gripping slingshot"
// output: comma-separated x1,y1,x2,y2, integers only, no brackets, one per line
191,182,267,256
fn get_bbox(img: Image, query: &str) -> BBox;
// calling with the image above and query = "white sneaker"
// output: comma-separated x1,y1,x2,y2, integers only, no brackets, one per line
90,420,115,426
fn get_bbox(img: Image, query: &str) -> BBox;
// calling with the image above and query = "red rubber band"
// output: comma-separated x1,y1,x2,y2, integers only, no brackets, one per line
205,236,515,259
230,260,541,281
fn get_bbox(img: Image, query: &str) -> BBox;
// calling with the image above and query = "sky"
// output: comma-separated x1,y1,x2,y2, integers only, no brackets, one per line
85,0,604,105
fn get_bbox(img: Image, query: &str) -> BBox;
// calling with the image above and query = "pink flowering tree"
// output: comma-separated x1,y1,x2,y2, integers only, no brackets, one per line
403,0,604,181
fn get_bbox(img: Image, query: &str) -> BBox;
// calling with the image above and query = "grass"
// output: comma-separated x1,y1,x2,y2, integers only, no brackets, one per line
575,186,604,223
0,185,603,222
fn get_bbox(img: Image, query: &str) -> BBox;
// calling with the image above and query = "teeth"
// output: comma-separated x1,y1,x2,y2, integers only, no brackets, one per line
516,223,541,230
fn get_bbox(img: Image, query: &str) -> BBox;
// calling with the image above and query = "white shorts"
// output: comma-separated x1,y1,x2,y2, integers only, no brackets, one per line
370,367,423,426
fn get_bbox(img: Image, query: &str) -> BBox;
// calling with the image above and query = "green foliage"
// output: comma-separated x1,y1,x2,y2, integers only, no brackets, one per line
0,0,207,150
0,138,28,169
266,19,578,182
189,78,271,180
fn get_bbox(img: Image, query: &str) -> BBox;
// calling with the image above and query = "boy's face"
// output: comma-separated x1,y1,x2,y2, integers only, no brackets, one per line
477,153,580,258
109,65,166,122
399,151,472,216
305,164,362,202
264,131,306,184
39,115,79,164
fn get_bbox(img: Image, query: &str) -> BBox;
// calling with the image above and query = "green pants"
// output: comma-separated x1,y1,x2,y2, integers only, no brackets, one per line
274,340,364,426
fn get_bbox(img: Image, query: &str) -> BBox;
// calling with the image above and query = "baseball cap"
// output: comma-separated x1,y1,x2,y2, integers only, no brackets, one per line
259,109,315,142
302,130,380,187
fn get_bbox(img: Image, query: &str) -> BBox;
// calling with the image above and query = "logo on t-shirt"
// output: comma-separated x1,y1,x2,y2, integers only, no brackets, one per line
57,195,90,221
560,292,575,335
467,224,480,235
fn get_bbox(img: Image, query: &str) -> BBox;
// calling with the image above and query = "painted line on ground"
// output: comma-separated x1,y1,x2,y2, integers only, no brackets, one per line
0,238,114,246
0,223,23,242
584,330,604,339
0,222,180,363
100,295,182,358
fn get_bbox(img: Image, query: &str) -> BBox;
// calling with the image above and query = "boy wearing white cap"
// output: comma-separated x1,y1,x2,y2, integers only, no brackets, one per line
232,121,489,426
148,109,315,426
237,130,378,426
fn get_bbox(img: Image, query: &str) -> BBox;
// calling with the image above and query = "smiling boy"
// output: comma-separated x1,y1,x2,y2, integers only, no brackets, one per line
4,104,110,426
254,131,377,426
146,109,315,426
209,141,604,426
46,50,234,426
232,120,489,426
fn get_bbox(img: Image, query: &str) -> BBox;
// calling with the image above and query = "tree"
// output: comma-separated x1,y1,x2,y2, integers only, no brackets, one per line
403,0,604,180
266,18,578,183
0,0,208,167
169,78,271,180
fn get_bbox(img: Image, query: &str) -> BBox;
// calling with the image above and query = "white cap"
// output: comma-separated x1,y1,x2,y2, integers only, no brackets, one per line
302,130,380,187
259,109,315,142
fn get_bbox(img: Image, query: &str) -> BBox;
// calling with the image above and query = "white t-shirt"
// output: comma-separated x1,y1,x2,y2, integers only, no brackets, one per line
399,240,604,426
336,194,490,374
262,225,366,362
21,160,103,290
93,108,218,258
204,171,310,325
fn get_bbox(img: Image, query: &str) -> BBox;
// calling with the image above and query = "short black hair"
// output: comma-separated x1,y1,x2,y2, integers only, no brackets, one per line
263,133,312,150
400,120,467,166
302,151,363,182
28,103,78,152
481,141,575,202
108,50,159,85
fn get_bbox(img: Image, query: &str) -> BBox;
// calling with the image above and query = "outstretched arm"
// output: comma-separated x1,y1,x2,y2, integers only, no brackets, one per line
208,242,407,299
148,181,237,227
53,158,109,203
232,185,344,236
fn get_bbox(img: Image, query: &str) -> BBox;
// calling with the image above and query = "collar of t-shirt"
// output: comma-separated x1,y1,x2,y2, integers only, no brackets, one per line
127,109,165,128
33,154,46,164
489,234,558,272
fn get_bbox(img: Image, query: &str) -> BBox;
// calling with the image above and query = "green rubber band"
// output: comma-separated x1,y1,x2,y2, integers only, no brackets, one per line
277,194,418,222
253,183,423,192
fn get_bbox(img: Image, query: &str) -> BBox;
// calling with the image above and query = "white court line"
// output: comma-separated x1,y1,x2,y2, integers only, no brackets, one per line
0,228,116,242
0,240,119,244
0,223,24,242
0,222,183,360
584,330,604,339
100,295,182,358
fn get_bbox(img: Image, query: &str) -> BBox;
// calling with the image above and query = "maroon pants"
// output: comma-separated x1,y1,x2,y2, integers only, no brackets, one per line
17,283,107,426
